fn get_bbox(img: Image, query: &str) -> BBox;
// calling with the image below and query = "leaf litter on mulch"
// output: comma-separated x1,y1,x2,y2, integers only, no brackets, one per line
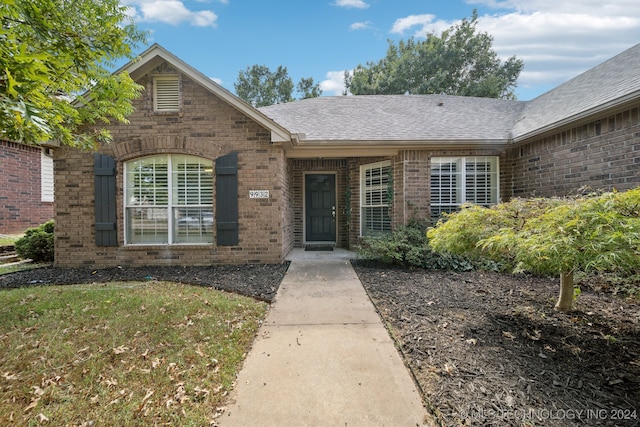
352,261,640,427
0,263,290,302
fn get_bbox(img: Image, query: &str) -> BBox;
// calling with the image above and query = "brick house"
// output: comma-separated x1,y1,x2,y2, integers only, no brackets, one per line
0,140,54,234
53,43,640,267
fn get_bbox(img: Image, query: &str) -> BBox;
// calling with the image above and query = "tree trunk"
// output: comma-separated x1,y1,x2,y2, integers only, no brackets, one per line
554,270,574,312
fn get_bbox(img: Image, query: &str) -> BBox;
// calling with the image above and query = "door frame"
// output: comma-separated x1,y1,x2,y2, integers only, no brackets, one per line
303,171,338,245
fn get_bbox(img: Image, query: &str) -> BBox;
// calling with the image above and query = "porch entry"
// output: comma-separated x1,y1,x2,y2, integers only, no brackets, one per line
305,173,336,243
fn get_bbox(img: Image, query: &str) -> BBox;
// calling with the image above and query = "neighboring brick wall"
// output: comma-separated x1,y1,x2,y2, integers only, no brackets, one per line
0,140,54,233
54,63,288,267
505,104,640,198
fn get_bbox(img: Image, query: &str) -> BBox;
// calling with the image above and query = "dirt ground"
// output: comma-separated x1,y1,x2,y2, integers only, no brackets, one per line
3,261,638,426
352,261,640,427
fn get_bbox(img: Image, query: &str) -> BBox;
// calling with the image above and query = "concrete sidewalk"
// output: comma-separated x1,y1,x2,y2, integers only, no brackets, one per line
219,249,435,426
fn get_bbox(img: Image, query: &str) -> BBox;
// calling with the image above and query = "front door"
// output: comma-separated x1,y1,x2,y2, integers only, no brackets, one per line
305,174,336,242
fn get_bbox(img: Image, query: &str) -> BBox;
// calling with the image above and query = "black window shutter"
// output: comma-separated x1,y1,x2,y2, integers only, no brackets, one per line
94,153,118,247
216,151,239,246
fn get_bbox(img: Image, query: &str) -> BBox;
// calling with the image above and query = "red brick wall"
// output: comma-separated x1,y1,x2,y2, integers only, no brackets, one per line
54,63,290,267
505,105,640,197
0,140,54,234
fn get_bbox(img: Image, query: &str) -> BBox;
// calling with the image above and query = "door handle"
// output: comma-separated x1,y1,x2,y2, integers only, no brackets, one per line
332,206,336,218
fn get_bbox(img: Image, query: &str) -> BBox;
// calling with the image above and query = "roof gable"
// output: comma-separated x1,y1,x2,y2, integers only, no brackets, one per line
119,44,290,143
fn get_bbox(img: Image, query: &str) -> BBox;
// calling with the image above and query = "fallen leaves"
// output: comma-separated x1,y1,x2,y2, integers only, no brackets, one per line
3,372,18,381
0,281,269,425
112,345,129,355
136,389,154,414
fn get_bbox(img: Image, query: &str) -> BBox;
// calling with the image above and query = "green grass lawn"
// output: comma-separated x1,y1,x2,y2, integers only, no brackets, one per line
0,281,267,426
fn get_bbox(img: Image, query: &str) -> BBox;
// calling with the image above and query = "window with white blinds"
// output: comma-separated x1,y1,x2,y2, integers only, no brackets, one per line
430,156,499,220
125,155,213,244
360,161,392,236
41,149,54,202
153,76,180,112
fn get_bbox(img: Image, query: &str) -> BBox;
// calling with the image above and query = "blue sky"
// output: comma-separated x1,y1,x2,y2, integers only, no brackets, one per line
123,0,640,100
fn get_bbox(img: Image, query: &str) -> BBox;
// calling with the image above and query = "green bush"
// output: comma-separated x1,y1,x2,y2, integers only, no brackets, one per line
356,220,474,271
14,220,54,262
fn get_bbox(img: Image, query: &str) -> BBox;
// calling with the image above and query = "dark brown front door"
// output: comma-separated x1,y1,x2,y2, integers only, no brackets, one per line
305,174,336,242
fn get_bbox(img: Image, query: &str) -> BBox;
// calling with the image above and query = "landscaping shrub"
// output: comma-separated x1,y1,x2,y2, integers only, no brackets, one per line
356,220,474,271
427,187,640,310
14,220,54,262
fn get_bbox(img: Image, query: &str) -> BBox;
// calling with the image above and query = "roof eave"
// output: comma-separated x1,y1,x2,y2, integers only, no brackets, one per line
512,90,640,144
284,138,509,158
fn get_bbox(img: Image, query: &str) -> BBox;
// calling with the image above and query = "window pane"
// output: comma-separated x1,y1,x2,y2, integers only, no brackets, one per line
126,207,169,244
174,208,214,244
465,157,497,207
362,206,391,237
126,156,168,207
172,155,214,206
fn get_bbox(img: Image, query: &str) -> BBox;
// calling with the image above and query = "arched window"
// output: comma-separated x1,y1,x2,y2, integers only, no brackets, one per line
124,155,213,244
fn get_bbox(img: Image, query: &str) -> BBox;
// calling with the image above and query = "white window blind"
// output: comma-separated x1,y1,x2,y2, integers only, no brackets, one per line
360,161,392,236
41,149,54,202
430,156,499,220
153,76,180,112
125,155,213,245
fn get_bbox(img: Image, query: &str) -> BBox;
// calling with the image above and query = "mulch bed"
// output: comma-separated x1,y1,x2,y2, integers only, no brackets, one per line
0,263,290,302
352,261,640,427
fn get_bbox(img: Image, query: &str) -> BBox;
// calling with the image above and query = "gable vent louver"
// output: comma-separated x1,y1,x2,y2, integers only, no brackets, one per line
154,76,180,112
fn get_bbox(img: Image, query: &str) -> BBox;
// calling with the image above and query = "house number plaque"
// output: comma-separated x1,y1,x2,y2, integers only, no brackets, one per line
249,190,270,199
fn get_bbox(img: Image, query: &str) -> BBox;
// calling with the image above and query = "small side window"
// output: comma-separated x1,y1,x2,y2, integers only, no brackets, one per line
153,75,180,112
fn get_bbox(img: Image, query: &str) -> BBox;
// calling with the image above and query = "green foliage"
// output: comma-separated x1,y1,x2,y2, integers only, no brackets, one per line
296,77,323,100
492,188,640,276
428,188,640,277
0,0,146,148
14,220,54,262
356,221,474,271
234,64,322,107
428,197,563,267
345,10,524,99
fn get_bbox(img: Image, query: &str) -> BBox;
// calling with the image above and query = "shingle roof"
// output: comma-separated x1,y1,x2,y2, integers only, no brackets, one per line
512,43,640,140
259,94,524,142
259,43,640,145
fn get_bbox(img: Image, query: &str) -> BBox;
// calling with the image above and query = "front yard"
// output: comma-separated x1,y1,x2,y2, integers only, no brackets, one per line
354,262,640,426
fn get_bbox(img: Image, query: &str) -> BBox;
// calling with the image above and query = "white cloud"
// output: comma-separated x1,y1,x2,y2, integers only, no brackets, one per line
333,0,369,9
320,70,349,96
210,77,223,85
390,2,640,98
126,0,218,27
391,14,454,36
350,21,372,31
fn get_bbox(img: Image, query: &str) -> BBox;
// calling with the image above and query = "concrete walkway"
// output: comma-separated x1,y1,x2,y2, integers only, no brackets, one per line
219,249,435,427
